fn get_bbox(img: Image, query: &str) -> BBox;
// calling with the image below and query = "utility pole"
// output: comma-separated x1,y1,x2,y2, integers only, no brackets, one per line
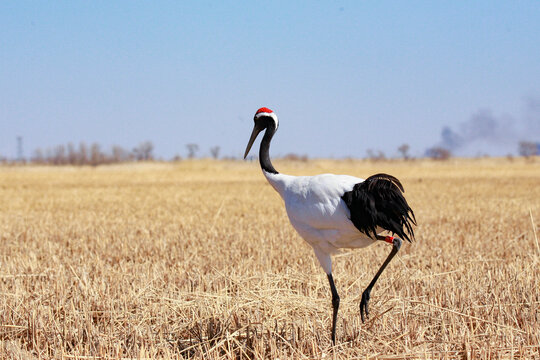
17,136,24,163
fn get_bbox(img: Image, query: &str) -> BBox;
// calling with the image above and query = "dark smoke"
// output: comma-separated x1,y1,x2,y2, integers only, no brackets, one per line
524,97,540,134
430,98,540,156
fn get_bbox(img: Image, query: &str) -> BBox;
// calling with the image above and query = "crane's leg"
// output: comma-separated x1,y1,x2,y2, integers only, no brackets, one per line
327,274,340,345
313,248,340,344
360,235,402,322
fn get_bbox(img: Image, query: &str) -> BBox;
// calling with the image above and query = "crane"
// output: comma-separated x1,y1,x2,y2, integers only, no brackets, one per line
243,107,416,344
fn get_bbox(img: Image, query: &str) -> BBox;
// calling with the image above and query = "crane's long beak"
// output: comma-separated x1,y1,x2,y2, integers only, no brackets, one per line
244,124,264,159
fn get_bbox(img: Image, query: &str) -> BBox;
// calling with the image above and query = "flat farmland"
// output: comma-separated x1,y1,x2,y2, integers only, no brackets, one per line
0,159,539,359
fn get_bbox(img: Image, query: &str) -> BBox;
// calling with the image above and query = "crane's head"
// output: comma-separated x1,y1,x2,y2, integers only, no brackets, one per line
243,107,279,159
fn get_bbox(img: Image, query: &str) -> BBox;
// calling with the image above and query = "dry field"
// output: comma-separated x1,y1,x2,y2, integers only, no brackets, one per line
0,158,539,359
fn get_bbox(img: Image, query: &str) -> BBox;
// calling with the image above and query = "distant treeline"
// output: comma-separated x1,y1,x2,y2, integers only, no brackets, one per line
28,142,154,165
1,140,538,166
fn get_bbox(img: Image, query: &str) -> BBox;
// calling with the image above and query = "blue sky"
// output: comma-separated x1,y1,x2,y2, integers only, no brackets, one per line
1,1,539,159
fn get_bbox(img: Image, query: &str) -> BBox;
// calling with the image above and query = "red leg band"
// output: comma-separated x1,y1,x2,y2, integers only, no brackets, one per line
385,236,394,244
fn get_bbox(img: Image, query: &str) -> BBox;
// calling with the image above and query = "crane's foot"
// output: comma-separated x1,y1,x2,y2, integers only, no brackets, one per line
359,288,371,322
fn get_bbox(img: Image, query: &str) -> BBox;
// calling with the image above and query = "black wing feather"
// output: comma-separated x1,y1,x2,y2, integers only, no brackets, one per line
341,173,416,242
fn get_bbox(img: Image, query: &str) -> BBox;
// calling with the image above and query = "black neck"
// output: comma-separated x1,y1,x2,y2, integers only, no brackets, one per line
259,123,279,174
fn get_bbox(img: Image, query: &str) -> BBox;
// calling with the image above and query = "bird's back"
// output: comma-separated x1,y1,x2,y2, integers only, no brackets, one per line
265,172,375,252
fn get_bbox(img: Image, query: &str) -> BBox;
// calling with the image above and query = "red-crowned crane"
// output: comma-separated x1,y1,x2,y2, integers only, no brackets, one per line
243,107,416,344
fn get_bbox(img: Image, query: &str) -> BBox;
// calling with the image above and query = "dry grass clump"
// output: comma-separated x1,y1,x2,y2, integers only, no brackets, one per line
0,158,539,359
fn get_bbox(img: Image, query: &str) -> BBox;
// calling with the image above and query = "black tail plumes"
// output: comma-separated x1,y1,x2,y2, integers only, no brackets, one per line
342,173,416,242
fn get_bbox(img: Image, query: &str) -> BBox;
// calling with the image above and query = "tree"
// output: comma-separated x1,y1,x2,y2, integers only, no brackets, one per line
78,142,88,165
32,149,45,164
67,143,77,165
133,141,154,161
186,143,199,159
366,149,386,161
210,146,220,159
111,145,133,163
398,144,410,160
518,141,538,158
426,147,451,160
90,143,104,166
53,145,66,165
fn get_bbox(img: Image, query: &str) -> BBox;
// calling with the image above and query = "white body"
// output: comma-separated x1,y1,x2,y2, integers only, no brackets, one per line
263,170,378,274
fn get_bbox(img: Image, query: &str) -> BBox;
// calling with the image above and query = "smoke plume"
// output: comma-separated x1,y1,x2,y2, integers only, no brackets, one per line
430,97,540,156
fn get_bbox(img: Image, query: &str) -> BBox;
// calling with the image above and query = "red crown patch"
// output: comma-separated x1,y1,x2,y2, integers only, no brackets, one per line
256,107,273,114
